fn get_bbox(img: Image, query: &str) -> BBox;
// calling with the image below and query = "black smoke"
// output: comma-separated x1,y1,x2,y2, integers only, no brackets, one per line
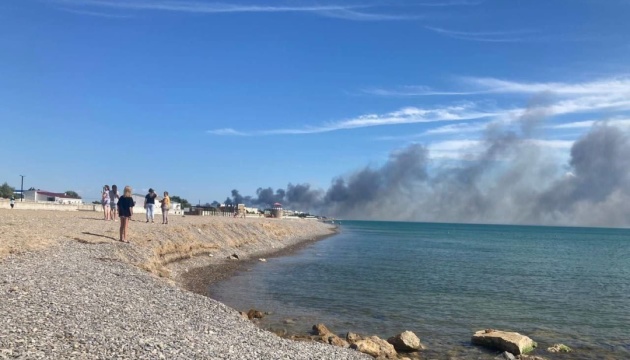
226,120,630,227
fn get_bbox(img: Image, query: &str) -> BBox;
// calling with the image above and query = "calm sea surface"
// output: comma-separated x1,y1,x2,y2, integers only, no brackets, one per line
208,221,630,359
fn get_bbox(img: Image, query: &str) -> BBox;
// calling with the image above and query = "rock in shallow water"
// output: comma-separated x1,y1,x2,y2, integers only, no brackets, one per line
471,329,536,355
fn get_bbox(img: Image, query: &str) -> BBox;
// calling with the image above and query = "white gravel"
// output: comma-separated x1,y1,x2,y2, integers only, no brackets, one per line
0,239,370,359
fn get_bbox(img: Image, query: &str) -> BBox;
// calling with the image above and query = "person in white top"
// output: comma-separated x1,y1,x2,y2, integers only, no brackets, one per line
102,185,111,220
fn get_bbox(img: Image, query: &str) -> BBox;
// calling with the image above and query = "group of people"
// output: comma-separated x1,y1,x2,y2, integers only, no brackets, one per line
143,188,171,225
101,185,171,243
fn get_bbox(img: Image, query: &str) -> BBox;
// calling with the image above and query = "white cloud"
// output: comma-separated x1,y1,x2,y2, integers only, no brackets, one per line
209,75,630,139
54,0,412,21
315,8,418,21
425,26,535,42
423,122,487,135
427,138,573,160
462,76,630,95
551,118,630,130
415,0,485,6
58,7,133,17
206,128,248,136
362,86,479,96
258,104,496,135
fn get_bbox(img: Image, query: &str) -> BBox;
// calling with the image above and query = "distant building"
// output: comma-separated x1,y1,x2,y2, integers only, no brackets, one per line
22,190,83,204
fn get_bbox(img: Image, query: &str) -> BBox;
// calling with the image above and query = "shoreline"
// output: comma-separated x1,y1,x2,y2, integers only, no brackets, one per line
175,227,339,296
0,210,369,359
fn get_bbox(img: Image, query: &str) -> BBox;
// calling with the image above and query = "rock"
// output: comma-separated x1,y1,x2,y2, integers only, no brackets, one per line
517,355,548,360
329,335,349,348
258,258,267,262
312,323,331,336
289,334,315,342
495,351,516,360
270,328,287,337
346,332,362,344
228,253,239,260
547,344,571,353
320,333,349,348
283,319,295,324
472,329,537,355
351,339,381,357
387,330,424,352
246,309,264,320
238,311,249,320
351,336,396,358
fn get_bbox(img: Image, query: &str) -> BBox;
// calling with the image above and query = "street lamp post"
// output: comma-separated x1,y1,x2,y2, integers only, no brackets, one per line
19,175,25,202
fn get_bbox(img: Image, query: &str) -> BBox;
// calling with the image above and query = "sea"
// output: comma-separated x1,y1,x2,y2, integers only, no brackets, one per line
208,221,630,359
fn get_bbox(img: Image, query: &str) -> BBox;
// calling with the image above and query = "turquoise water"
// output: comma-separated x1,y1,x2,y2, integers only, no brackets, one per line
209,221,630,359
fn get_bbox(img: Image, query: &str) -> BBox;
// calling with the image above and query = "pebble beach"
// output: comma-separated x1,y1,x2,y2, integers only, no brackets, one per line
0,209,370,359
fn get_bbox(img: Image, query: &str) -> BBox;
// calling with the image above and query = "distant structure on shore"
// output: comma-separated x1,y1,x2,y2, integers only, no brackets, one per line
22,189,83,205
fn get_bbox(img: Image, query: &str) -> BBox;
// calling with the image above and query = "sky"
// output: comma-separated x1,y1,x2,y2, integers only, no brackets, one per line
2,0,630,226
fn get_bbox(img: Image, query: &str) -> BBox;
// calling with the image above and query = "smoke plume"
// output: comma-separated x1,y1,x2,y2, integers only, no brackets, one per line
228,117,630,227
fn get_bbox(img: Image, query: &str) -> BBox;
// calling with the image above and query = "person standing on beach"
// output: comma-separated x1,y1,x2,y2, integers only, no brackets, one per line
117,186,135,242
102,185,111,220
9,196,15,209
160,191,171,224
109,185,120,221
144,188,157,223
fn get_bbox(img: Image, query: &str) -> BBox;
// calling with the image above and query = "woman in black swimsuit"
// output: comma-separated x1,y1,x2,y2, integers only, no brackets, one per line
117,186,135,242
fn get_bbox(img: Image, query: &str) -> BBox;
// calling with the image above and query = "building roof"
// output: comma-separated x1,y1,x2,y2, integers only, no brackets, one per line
33,190,77,199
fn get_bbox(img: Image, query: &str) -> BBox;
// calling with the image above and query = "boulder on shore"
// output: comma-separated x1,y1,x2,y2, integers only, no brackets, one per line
312,323,332,336
387,330,424,352
351,336,396,358
471,329,536,355
346,332,362,345
246,309,264,320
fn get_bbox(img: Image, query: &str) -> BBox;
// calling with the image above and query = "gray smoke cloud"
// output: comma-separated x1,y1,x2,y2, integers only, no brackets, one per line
228,116,630,227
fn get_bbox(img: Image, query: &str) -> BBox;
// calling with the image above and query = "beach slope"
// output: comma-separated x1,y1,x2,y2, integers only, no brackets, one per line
0,210,368,359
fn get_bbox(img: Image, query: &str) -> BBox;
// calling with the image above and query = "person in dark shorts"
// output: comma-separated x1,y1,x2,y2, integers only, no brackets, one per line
117,186,135,243
109,185,120,221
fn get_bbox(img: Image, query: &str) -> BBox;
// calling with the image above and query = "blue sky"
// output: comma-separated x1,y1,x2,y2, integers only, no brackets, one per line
2,0,630,224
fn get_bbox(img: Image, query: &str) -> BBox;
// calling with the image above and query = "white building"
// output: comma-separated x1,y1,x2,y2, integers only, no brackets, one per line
22,190,83,204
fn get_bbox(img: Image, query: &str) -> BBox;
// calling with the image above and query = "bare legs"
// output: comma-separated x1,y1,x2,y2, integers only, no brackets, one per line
111,206,118,221
162,209,169,224
119,216,130,242
104,205,111,220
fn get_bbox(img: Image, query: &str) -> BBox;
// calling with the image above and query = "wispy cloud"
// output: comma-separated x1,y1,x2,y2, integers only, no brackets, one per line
54,0,412,21
366,77,630,115
425,26,536,42
58,7,133,18
316,8,418,21
550,118,630,130
427,138,572,160
206,128,249,136
415,0,485,6
462,76,630,95
210,76,630,137
362,85,480,97
208,104,495,136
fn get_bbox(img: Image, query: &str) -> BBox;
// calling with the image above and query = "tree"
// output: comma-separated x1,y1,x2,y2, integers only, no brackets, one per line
0,182,15,198
170,195,191,209
65,190,81,199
